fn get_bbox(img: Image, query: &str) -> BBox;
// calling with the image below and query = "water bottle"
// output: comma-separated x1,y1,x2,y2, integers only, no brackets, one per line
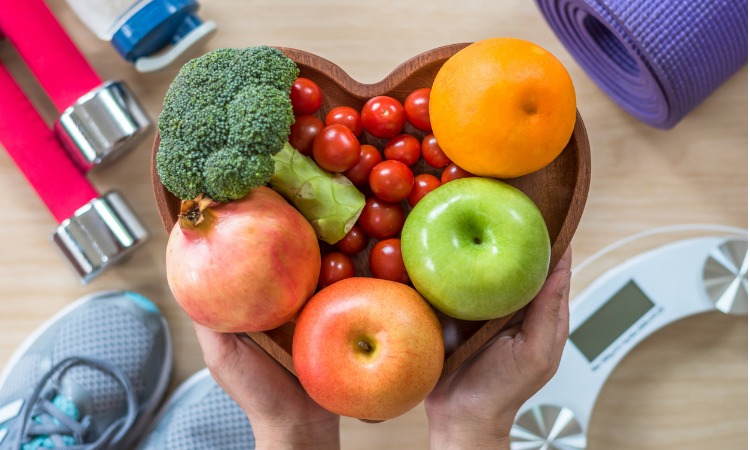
64,0,217,73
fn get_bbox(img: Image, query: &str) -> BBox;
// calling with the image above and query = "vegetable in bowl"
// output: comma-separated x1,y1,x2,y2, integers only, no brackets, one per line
156,46,364,244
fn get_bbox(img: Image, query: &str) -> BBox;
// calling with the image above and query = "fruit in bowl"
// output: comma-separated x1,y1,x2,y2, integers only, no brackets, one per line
166,187,320,332
401,177,551,320
430,37,577,179
292,277,444,421
156,47,365,333
150,42,590,416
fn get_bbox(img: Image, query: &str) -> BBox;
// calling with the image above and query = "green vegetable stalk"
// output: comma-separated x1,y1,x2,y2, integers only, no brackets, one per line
271,142,365,244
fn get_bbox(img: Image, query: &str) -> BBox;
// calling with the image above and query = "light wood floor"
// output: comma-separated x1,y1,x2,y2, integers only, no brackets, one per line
0,1,746,448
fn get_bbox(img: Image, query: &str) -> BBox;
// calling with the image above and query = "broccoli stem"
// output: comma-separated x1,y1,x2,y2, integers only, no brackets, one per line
270,142,365,244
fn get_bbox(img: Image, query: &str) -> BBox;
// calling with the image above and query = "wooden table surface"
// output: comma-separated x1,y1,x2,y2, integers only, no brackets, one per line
0,1,746,449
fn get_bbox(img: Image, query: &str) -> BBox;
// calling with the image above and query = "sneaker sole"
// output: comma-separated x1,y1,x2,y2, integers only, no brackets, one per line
0,290,174,449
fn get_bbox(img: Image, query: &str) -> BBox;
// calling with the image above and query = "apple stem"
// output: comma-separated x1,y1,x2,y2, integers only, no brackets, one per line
357,340,372,353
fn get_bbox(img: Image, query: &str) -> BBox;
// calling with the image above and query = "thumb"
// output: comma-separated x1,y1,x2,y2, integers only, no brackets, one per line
193,323,245,375
521,249,572,351
194,323,298,387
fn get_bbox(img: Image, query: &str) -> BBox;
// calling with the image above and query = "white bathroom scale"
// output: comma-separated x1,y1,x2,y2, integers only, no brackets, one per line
510,226,748,449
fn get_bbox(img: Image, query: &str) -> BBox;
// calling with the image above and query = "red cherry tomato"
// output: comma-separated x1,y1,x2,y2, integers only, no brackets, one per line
422,134,452,168
404,88,431,131
441,163,475,184
335,224,368,255
384,134,421,166
290,78,323,116
312,124,361,173
325,106,362,137
361,96,406,139
407,173,441,208
318,252,355,289
369,238,410,284
357,197,405,239
369,160,415,203
289,115,324,156
343,144,383,188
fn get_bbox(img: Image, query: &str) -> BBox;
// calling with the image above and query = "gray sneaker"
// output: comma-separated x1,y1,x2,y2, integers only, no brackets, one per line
0,290,172,449
137,368,255,450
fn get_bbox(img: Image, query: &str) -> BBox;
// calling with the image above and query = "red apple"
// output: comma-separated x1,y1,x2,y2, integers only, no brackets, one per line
292,277,444,420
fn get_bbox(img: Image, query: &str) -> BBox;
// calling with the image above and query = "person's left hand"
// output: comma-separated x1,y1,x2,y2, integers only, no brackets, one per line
424,247,572,449
194,325,340,450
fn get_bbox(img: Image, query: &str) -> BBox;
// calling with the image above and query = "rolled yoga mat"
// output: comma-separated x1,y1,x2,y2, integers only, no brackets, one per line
535,0,748,129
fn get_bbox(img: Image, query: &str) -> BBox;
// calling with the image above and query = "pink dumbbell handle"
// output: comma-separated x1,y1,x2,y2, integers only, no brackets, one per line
0,0,103,112
0,63,99,223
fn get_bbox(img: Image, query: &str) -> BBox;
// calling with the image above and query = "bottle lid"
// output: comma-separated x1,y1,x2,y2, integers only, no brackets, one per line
52,191,149,283
111,0,216,71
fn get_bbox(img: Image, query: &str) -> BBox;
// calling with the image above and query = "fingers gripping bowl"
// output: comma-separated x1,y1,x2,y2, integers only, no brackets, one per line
151,43,590,418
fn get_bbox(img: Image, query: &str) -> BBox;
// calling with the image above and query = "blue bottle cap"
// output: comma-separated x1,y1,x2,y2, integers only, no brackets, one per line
111,0,206,62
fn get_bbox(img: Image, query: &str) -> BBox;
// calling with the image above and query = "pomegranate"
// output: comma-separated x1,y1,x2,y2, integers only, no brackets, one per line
166,187,321,332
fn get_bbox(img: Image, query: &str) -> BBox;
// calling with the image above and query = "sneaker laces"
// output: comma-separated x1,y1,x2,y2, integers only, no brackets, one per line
11,356,139,450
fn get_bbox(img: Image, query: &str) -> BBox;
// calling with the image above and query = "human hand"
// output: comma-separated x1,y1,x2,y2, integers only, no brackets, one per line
194,325,340,450
425,247,572,449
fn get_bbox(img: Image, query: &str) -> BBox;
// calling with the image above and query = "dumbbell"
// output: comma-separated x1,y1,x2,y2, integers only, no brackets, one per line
0,0,151,282
0,0,151,171
0,63,148,283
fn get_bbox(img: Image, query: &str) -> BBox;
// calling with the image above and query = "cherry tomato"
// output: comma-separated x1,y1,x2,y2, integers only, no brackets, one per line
422,134,452,168
343,144,382,188
357,197,405,239
318,252,355,289
289,115,324,156
407,173,441,208
369,238,410,284
441,163,475,184
404,88,431,131
369,160,414,203
361,96,406,139
384,134,421,166
290,78,323,116
335,224,368,255
325,106,362,137
312,124,361,173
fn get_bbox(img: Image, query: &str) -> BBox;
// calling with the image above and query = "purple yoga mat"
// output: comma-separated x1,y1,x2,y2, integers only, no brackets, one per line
536,0,748,129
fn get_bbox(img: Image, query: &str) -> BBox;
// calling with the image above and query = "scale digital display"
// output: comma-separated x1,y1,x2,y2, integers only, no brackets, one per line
570,280,655,362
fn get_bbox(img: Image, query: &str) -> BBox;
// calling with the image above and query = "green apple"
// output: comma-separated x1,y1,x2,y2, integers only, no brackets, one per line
401,177,550,320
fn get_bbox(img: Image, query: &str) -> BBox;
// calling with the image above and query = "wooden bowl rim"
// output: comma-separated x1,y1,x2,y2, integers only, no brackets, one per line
277,43,471,99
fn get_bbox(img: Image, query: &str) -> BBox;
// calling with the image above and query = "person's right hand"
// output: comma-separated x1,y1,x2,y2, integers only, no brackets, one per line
425,247,572,449
194,325,340,450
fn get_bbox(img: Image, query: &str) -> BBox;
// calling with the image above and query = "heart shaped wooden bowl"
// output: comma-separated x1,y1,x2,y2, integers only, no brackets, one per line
152,43,590,384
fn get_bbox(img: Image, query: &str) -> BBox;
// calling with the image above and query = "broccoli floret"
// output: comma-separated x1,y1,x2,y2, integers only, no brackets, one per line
156,46,299,202
237,46,300,92
227,86,294,156
204,147,276,202
156,138,206,201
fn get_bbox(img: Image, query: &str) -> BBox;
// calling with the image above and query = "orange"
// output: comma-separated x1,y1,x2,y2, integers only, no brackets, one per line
429,37,576,178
